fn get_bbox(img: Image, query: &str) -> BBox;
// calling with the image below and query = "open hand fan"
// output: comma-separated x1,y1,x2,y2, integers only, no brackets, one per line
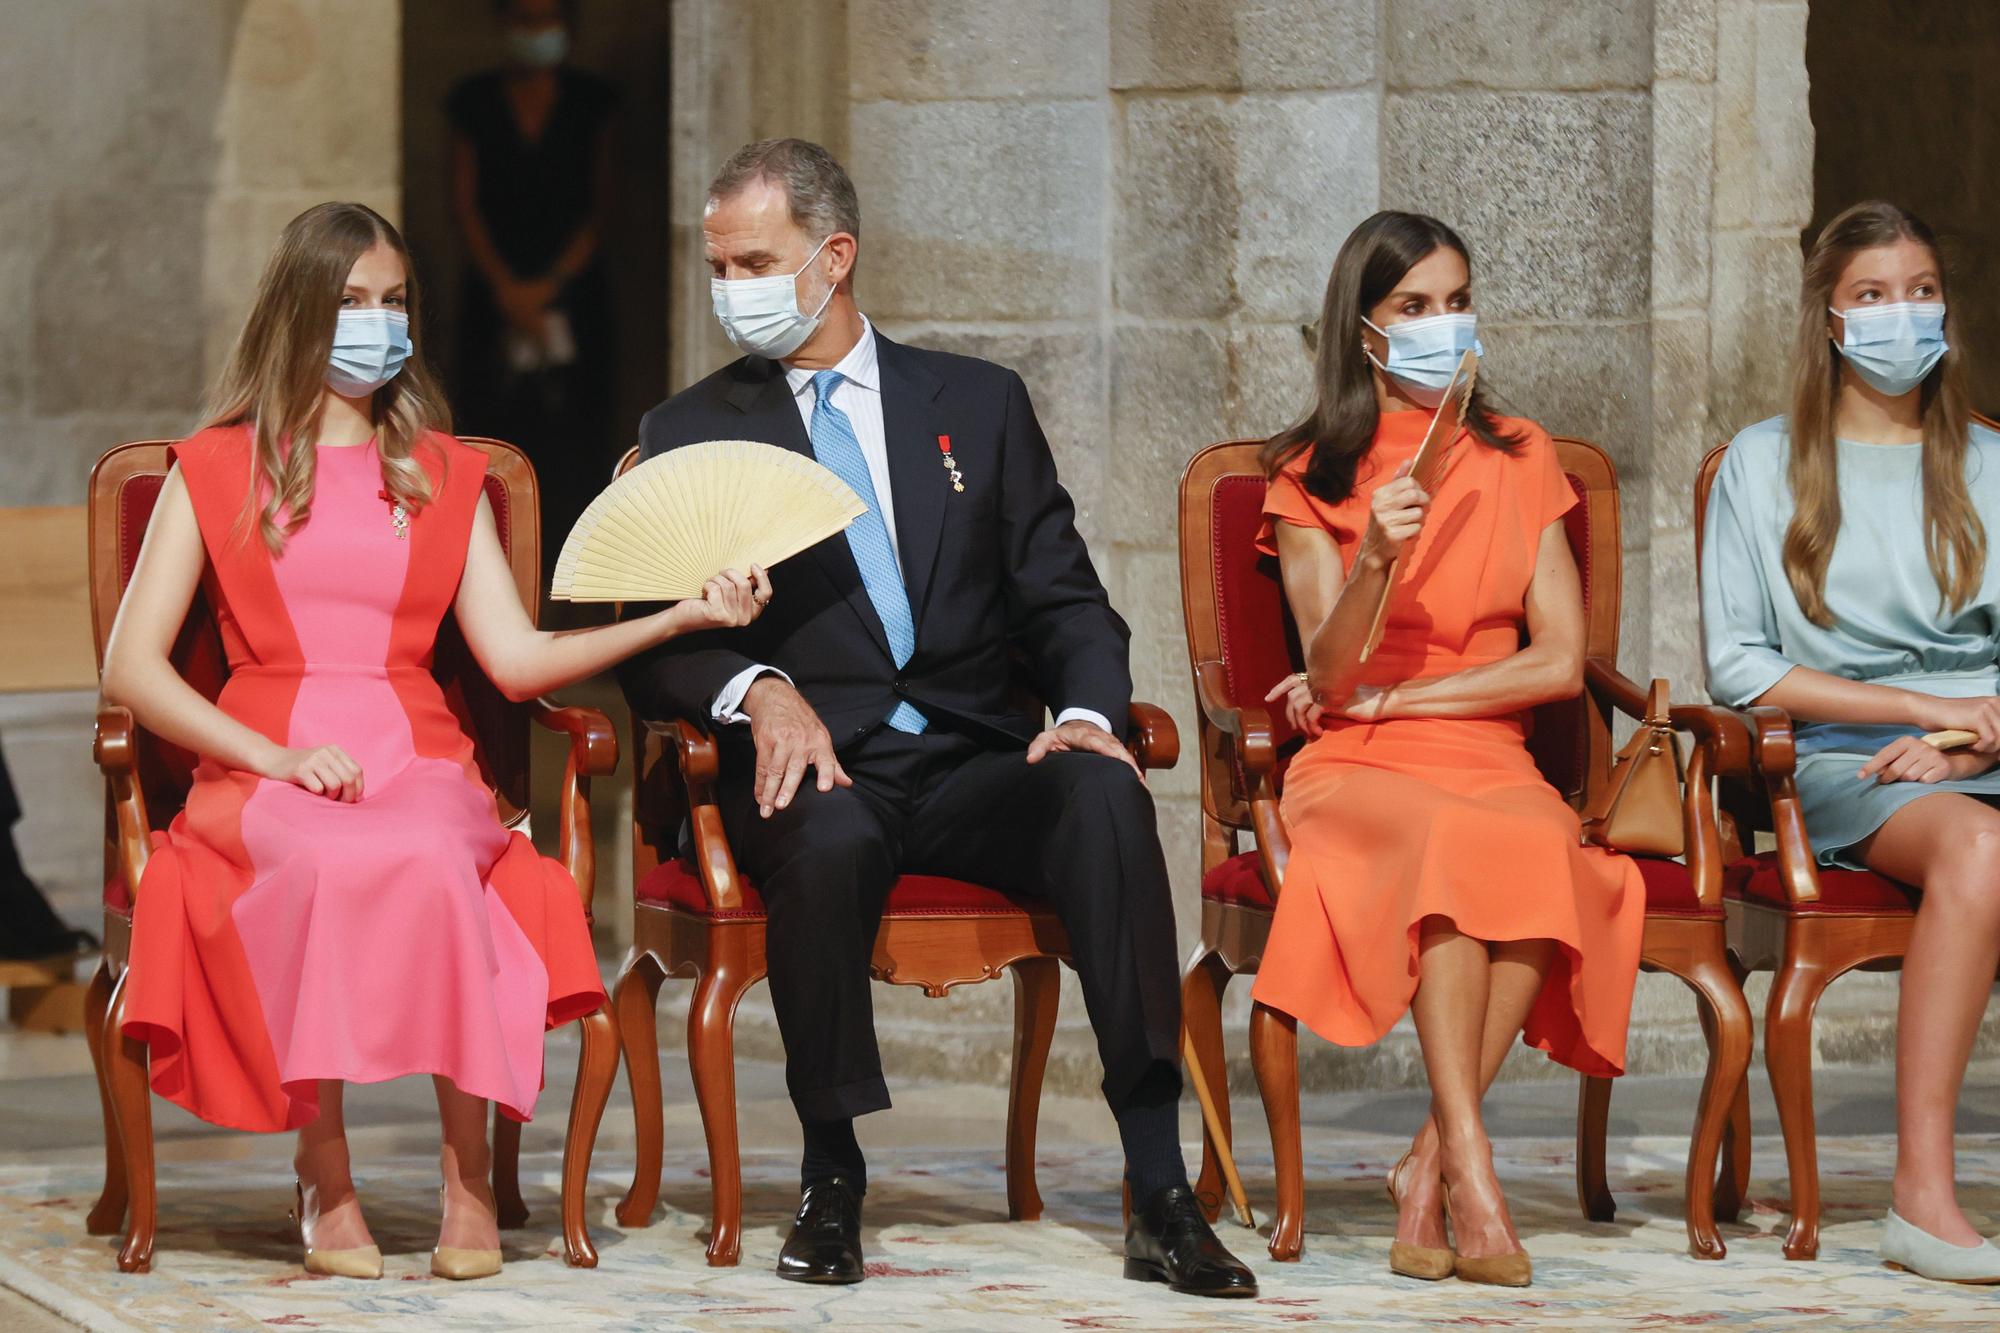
551,440,866,602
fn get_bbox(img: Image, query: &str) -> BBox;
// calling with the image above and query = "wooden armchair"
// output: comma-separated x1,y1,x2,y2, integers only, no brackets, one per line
602,445,1181,1267
83,438,620,1272
1694,441,1927,1261
1176,437,1756,1262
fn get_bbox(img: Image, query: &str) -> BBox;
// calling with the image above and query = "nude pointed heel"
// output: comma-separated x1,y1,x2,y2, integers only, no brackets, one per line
1386,1150,1454,1281
1441,1181,1531,1287
431,1186,502,1281
292,1180,383,1280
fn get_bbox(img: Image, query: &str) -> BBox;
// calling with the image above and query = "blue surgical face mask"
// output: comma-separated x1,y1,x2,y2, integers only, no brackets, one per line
1362,312,1482,407
506,26,569,68
1829,301,1947,396
710,234,836,361
327,308,413,398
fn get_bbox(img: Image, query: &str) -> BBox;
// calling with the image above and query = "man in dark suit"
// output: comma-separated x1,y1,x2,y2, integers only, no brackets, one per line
618,139,1254,1298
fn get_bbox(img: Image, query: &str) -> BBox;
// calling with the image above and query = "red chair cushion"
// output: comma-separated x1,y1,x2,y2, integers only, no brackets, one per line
1200,851,1275,910
1633,854,1718,918
635,860,1043,920
1723,852,1918,914
103,876,132,917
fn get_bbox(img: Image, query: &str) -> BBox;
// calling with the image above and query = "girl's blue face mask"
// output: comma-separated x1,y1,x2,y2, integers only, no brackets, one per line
327,308,412,398
1363,312,1482,408
1830,301,1947,397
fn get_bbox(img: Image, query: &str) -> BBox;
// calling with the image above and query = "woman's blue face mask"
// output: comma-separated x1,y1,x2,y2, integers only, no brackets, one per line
1363,312,1482,408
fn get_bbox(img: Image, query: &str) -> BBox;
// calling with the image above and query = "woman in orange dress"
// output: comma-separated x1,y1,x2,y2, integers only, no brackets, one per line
1252,211,1644,1286
102,202,769,1279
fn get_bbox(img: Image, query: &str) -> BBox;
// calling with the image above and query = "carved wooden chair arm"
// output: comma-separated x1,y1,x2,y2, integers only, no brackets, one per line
528,699,619,916
1192,659,1277,783
95,703,152,904
1732,703,1820,905
1126,701,1179,773
640,716,747,914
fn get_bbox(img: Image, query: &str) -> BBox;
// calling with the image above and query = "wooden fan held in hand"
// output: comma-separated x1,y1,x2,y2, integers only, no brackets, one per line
551,440,866,602
1358,348,1480,662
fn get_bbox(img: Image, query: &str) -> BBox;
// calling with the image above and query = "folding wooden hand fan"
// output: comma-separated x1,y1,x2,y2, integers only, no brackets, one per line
550,439,866,602
1358,348,1480,661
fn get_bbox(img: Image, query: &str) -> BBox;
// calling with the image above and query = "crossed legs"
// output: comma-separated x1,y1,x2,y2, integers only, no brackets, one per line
1397,921,1556,1260
1856,792,2000,1247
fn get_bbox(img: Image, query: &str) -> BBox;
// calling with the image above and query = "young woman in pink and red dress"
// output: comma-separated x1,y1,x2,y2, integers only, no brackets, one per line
102,201,768,1280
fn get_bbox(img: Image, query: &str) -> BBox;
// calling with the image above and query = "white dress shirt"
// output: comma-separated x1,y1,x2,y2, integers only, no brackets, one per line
711,315,1112,737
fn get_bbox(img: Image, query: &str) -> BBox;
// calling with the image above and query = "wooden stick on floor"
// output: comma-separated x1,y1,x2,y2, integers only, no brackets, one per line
1181,1032,1256,1228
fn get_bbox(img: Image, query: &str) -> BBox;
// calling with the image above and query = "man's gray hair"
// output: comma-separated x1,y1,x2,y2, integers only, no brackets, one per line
708,138,861,242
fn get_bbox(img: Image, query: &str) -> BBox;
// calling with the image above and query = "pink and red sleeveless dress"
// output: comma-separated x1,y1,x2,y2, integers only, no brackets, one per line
122,424,604,1133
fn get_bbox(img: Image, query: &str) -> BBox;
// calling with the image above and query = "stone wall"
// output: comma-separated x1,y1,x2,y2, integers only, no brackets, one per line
0,0,401,928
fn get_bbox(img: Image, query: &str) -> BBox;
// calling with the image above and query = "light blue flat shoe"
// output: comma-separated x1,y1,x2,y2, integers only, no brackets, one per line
1880,1209,2000,1284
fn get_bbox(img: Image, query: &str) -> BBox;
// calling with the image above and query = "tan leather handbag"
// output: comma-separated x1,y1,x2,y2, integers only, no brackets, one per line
1580,677,1685,857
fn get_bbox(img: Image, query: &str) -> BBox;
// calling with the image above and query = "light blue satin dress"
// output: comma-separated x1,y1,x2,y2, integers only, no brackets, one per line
1701,415,2000,868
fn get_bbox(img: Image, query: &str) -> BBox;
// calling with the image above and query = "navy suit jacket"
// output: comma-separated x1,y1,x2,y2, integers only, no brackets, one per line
616,330,1132,750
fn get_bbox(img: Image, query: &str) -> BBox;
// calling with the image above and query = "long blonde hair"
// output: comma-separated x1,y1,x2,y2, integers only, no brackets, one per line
1783,201,1979,625
201,202,451,553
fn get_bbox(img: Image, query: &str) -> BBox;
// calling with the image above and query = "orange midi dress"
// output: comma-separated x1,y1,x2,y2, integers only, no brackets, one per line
1248,411,1644,1077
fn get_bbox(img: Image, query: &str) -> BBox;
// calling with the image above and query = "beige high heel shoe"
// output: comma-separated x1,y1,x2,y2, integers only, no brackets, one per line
1386,1150,1454,1280
1441,1181,1532,1287
431,1185,503,1281
292,1180,383,1280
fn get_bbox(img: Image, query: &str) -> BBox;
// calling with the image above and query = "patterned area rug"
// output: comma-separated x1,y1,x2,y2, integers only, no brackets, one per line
2,1134,1997,1330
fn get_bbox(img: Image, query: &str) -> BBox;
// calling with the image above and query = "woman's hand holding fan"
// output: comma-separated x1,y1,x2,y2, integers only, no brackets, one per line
678,566,772,632
552,439,867,604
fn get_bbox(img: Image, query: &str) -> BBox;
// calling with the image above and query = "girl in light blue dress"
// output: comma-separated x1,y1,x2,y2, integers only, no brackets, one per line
1703,200,2000,1284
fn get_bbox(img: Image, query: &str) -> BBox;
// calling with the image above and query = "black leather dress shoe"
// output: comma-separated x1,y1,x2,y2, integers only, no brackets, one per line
777,1177,866,1284
1124,1182,1259,1297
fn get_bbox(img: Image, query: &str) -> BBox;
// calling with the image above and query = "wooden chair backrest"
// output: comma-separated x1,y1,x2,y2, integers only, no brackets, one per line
1178,436,1624,839
86,436,543,830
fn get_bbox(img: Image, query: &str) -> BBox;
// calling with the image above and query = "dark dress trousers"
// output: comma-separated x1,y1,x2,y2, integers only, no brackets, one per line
617,330,1182,1121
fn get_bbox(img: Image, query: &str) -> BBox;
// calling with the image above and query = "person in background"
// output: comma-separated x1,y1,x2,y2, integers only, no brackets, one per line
448,0,618,585
1703,200,2000,1284
0,749,95,960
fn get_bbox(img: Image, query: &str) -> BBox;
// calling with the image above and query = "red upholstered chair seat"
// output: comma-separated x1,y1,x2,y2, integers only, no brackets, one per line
635,860,1048,920
1200,852,1275,910
1633,854,1717,918
1723,852,1918,914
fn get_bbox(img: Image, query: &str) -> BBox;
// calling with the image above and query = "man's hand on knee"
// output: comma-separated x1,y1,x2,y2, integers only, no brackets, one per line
1025,718,1144,783
746,676,853,817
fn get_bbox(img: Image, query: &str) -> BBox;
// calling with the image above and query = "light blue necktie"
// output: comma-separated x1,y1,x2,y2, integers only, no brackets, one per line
809,370,926,733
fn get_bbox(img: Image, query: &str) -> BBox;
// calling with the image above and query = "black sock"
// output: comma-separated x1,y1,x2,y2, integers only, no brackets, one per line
1116,1066,1189,1204
800,1117,866,1193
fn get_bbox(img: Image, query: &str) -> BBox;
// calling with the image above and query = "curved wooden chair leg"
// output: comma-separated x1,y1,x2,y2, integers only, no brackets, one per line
1249,1000,1301,1262
1714,955,1754,1224
1679,934,1753,1260
561,1003,619,1268
612,950,669,1227
1576,1074,1615,1222
492,1111,527,1229
105,971,155,1273
1005,956,1060,1222
1766,949,1833,1261
84,956,126,1237
689,956,756,1267
1179,947,1233,1225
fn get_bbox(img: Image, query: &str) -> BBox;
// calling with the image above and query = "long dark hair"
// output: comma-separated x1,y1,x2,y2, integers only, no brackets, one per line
1782,200,1978,626
1262,210,1521,502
